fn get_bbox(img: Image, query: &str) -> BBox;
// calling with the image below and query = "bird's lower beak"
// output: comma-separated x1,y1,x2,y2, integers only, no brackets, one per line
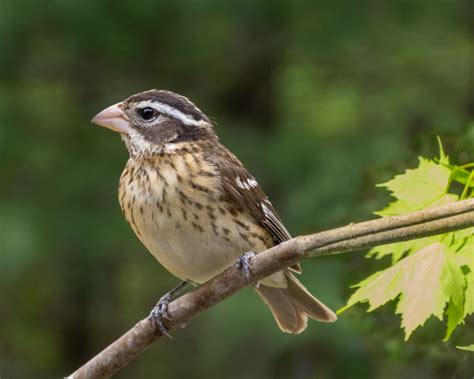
91,102,130,134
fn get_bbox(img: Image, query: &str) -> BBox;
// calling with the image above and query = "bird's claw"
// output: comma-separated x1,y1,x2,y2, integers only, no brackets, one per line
150,294,173,338
236,251,256,281
149,281,189,337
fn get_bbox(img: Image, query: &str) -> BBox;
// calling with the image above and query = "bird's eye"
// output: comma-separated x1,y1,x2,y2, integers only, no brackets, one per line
138,107,156,121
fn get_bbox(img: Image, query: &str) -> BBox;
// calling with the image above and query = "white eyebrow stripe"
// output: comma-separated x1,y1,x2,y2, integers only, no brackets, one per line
137,100,210,127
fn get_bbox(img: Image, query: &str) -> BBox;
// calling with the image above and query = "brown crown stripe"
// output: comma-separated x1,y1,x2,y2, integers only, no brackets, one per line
126,90,209,123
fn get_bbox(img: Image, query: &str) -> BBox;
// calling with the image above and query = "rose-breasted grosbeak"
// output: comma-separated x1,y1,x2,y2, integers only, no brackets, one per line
92,90,336,334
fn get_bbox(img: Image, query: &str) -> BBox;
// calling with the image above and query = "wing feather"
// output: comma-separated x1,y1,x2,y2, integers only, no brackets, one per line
214,151,302,273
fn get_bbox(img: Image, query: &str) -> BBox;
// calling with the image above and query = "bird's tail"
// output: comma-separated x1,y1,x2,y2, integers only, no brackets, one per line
255,273,337,334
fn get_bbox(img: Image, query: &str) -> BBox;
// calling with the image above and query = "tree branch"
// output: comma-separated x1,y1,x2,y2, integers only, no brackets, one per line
68,199,474,379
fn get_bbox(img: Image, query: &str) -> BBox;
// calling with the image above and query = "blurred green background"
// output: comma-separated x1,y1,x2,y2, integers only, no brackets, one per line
1,0,473,377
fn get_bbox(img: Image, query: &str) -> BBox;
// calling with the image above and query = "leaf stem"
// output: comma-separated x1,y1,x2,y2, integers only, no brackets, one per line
460,170,474,200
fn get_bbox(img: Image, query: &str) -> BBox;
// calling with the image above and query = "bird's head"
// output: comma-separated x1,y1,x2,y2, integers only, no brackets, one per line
92,89,215,156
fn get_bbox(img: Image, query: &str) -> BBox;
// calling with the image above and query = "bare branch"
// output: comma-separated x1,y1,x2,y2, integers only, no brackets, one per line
68,199,474,379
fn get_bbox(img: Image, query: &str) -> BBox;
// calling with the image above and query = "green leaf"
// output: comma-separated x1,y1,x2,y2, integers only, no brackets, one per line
344,139,474,341
367,235,441,263
449,228,474,269
451,167,474,187
370,149,463,262
376,157,457,217
340,243,468,340
463,272,474,318
366,226,471,264
436,136,449,166
456,345,474,352
441,250,466,340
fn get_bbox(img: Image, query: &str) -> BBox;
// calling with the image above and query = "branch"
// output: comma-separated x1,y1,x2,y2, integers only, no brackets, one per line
68,199,474,379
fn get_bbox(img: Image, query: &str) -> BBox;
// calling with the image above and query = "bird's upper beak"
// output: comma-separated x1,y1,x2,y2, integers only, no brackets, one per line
91,102,130,134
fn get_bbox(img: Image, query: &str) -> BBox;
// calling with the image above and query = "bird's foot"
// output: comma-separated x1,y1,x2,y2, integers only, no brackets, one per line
150,294,173,338
149,281,189,338
236,251,256,282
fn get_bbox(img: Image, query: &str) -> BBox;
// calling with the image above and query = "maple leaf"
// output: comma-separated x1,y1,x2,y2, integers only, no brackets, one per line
367,236,442,264
375,157,457,217
450,228,474,269
368,150,458,262
449,228,473,323
463,272,474,318
441,249,466,340
339,243,466,340
342,139,473,341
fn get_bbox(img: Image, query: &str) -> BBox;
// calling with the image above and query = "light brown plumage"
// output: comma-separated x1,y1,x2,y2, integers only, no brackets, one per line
92,89,337,333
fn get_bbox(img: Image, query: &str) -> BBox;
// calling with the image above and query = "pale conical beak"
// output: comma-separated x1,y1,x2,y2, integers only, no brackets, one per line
91,102,130,134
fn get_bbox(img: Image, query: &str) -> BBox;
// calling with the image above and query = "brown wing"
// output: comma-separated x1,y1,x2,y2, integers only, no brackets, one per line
214,150,302,273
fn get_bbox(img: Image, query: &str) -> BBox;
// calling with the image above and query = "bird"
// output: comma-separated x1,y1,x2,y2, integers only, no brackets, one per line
91,89,337,334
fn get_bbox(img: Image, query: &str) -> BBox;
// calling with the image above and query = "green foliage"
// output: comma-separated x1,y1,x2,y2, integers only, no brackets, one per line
339,140,474,341
339,243,465,340
456,345,474,351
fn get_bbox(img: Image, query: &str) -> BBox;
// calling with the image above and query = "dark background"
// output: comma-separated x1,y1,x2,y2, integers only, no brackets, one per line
1,0,473,377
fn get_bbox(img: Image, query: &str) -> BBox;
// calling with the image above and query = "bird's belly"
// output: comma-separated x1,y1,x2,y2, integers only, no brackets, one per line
119,157,283,285
137,218,244,283
123,189,259,284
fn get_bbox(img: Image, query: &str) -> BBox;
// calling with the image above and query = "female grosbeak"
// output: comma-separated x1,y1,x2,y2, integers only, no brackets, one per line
92,90,336,334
